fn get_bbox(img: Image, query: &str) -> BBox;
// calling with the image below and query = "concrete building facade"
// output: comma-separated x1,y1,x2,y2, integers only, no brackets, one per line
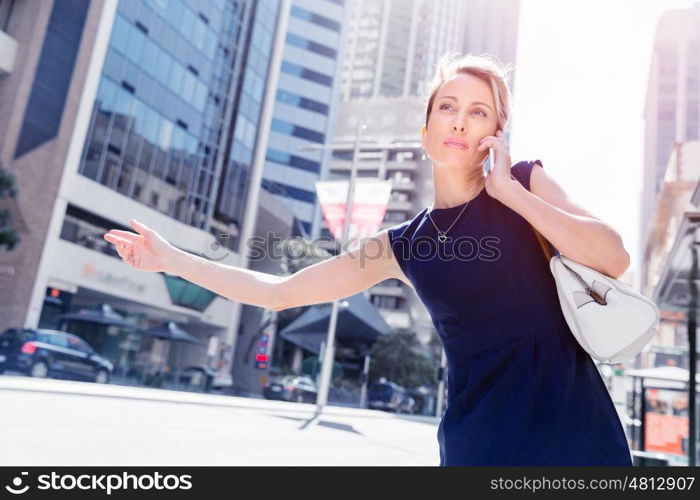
0,0,291,386
640,4,700,292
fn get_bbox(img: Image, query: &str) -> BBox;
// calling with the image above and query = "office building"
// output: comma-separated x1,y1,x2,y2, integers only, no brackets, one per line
261,0,350,239
640,4,700,292
0,0,288,384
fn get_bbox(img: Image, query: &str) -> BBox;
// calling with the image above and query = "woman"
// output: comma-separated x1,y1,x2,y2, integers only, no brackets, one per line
103,52,633,466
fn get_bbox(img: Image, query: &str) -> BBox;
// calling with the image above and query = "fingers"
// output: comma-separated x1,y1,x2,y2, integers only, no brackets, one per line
113,239,126,260
103,233,133,263
130,219,152,237
105,229,143,242
103,233,130,245
477,135,509,152
116,238,130,256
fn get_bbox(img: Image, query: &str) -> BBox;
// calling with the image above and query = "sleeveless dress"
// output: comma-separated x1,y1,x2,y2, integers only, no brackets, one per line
387,160,633,466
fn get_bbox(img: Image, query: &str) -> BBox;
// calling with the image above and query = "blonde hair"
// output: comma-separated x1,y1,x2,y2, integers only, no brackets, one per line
424,52,514,134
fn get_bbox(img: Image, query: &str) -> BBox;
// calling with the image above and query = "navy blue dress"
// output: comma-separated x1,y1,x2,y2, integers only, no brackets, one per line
387,160,633,466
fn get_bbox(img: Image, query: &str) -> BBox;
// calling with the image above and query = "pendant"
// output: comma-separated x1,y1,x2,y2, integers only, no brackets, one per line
438,231,447,242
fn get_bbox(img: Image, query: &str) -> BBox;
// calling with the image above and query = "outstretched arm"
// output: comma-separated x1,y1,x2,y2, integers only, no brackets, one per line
104,220,408,312
275,230,408,311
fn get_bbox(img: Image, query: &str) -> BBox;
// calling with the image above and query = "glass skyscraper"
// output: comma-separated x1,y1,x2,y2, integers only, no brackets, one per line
261,0,348,238
78,0,280,252
20,0,287,381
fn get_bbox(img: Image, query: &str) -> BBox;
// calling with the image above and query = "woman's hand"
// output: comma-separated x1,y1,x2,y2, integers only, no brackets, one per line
102,219,178,273
478,129,519,203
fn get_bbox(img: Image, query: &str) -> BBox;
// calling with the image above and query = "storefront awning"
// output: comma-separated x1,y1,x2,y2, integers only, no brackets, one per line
278,292,392,355
627,366,700,386
651,210,700,466
58,303,137,329
653,213,700,314
141,321,203,344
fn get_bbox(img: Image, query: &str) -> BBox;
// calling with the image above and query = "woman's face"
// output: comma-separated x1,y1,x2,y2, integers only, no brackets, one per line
422,72,499,169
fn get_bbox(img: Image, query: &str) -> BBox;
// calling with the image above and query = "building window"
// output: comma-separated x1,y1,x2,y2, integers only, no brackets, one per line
281,61,333,87
276,90,329,115
14,0,90,158
0,0,16,31
60,204,128,258
266,148,321,173
290,6,341,32
286,33,337,59
372,295,400,309
261,179,316,204
271,119,325,143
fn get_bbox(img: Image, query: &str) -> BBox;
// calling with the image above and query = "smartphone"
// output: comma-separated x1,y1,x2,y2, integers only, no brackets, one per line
483,147,494,175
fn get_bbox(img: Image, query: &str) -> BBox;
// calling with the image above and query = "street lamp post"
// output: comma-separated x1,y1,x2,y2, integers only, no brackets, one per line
688,241,698,466
358,353,371,409
298,122,365,429
436,348,447,418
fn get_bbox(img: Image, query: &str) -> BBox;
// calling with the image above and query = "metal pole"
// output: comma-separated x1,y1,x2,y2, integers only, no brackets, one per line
436,348,447,418
359,354,370,408
688,243,698,465
300,122,364,429
631,376,637,450
640,380,646,452
175,342,182,390
316,341,325,388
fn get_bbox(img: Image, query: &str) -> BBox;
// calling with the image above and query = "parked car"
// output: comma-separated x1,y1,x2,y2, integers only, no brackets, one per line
177,365,216,392
368,380,416,414
262,374,317,403
0,328,113,383
176,365,233,392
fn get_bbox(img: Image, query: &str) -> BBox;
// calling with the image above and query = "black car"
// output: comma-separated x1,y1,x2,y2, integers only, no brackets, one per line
0,328,113,383
368,380,416,414
262,375,317,403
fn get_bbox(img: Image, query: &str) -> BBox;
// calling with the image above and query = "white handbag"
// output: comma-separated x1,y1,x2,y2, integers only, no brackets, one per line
531,228,661,364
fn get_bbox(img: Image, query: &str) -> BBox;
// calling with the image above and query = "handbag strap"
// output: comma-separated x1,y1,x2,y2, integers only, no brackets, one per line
531,225,554,262
518,164,607,305
530,225,608,305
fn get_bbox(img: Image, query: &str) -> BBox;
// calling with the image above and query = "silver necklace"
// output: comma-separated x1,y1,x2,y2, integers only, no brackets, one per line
427,180,484,243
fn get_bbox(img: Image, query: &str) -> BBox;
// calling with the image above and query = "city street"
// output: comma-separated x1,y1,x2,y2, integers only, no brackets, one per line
0,376,440,466
0,0,693,470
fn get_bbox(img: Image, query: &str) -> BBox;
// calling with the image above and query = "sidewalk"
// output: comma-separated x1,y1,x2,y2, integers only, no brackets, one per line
0,376,441,466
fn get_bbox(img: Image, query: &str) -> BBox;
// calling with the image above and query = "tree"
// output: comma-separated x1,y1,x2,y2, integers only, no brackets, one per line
369,328,438,389
0,163,20,251
301,355,343,382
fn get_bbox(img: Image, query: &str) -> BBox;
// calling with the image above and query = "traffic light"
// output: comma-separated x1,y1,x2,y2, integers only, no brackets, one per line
255,332,270,369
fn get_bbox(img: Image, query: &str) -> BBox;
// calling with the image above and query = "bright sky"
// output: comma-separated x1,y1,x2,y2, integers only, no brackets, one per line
510,0,696,281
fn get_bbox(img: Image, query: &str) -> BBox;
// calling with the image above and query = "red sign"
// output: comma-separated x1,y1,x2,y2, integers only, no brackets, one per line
316,179,393,244
644,388,689,456
645,413,688,455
